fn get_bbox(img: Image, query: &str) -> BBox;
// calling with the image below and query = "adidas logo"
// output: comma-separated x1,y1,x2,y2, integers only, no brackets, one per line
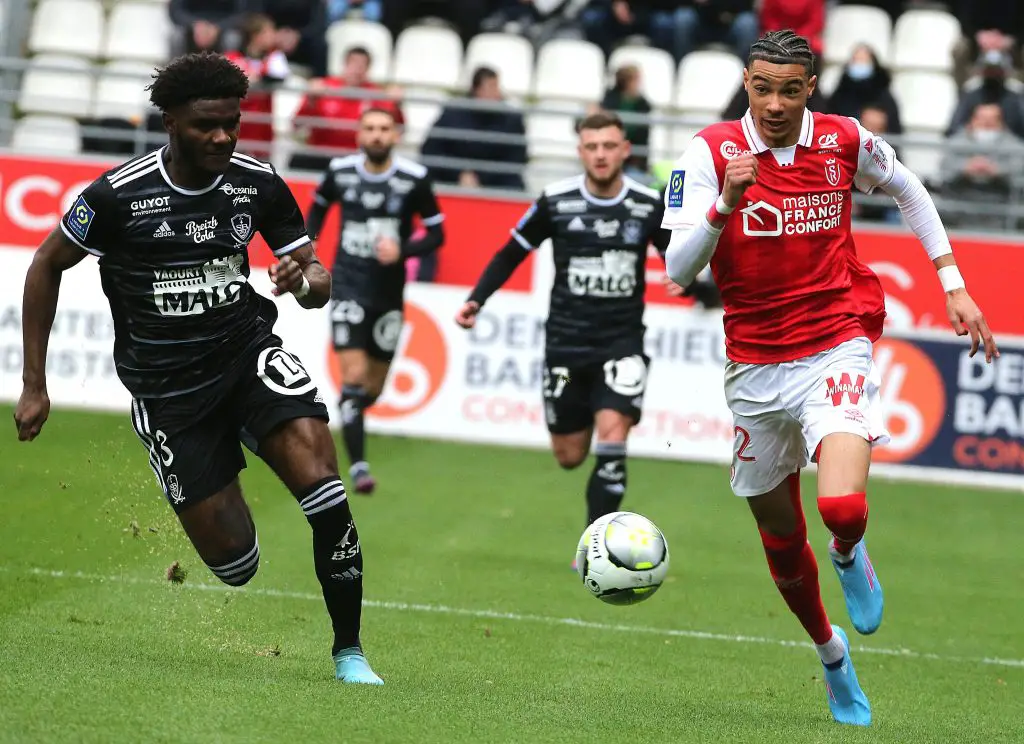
330,567,362,582
153,221,174,238
568,216,586,231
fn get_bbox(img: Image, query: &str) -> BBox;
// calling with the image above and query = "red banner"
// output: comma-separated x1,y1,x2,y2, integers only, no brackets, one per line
1,152,1021,334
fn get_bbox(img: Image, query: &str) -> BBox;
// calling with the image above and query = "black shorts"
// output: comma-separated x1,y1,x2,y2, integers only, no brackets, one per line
330,298,403,362
541,350,651,435
129,336,329,514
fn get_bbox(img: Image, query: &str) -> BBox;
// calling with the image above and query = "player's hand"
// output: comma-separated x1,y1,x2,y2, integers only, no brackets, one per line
14,387,50,442
268,255,304,296
455,301,480,329
722,153,758,209
660,273,685,297
946,288,999,362
375,236,401,265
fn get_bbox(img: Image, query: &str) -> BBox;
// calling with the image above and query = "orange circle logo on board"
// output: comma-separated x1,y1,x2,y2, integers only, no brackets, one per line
872,338,946,463
328,301,448,419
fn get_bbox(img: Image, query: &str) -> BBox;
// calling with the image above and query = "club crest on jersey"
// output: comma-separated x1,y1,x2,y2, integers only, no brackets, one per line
825,157,841,187
720,141,744,160
666,170,685,209
622,219,643,244
231,213,252,242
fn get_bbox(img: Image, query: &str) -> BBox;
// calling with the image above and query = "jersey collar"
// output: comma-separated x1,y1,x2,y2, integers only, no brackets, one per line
355,153,397,182
741,108,814,153
579,175,629,206
157,146,224,196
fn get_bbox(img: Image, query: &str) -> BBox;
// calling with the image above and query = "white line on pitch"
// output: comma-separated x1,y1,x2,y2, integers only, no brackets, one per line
7,566,1024,670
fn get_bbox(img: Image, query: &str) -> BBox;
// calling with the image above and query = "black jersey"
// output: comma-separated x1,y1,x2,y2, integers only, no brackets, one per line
310,153,443,306
511,175,667,358
59,147,312,399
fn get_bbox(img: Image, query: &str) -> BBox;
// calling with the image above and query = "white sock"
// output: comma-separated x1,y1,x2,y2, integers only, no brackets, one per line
829,538,855,561
815,630,847,665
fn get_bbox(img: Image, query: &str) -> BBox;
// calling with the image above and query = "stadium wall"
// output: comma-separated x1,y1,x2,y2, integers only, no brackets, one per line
1,151,1022,491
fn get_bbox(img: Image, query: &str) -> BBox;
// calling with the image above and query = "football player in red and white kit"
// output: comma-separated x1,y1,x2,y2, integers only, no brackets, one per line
663,30,998,727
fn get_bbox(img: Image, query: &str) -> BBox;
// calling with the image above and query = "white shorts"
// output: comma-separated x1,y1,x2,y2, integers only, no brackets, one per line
724,337,890,498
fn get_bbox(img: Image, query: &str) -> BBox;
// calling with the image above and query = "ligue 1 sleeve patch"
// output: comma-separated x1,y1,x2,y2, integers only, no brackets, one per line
666,170,685,209
67,194,95,242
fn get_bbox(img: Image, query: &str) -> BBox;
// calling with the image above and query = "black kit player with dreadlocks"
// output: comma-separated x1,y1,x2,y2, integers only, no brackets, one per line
305,106,444,495
456,111,717,538
14,53,384,685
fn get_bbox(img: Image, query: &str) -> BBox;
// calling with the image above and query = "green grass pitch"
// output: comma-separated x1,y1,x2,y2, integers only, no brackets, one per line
1,404,1022,743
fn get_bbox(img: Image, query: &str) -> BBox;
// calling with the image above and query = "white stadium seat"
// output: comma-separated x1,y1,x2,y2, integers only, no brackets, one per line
11,115,82,154
890,9,961,73
822,4,893,67
608,45,676,110
391,25,463,90
18,55,93,118
326,20,392,82
103,2,173,64
272,74,308,136
817,64,844,98
675,50,743,114
461,33,534,99
28,0,105,58
533,39,605,102
400,99,446,151
91,60,154,120
891,71,957,131
526,105,581,161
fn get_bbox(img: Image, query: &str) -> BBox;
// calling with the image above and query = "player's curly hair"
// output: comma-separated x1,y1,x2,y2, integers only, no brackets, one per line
146,52,249,111
748,30,816,77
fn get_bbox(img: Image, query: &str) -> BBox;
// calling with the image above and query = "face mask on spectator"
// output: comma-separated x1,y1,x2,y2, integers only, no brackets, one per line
973,128,1000,144
846,62,874,81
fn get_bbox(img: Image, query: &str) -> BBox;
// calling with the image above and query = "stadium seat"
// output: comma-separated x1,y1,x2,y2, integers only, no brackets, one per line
607,45,675,110
817,64,844,98
400,99,445,151
326,20,392,82
391,25,463,91
28,0,105,58
675,50,743,114
461,33,534,99
272,74,308,137
91,60,154,121
890,71,957,131
890,9,961,72
822,4,893,67
533,39,605,102
11,115,82,154
526,104,582,160
18,55,93,118
103,2,173,64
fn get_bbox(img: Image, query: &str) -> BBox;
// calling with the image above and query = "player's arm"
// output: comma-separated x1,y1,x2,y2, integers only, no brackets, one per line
400,176,445,258
261,173,329,309
851,119,999,362
662,136,751,287
304,164,338,246
455,195,551,329
17,185,114,441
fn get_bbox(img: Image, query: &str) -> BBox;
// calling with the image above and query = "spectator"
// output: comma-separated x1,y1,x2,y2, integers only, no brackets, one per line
940,103,1024,229
225,14,290,160
263,0,329,77
948,50,1024,139
327,0,383,23
578,1,694,62
421,67,527,190
953,0,1024,83
759,0,823,57
853,104,900,223
827,44,902,134
290,46,404,172
674,0,760,62
168,0,260,54
382,0,488,46
596,64,652,174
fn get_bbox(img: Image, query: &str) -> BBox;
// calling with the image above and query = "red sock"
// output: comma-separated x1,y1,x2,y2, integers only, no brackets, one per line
759,474,833,645
817,492,868,556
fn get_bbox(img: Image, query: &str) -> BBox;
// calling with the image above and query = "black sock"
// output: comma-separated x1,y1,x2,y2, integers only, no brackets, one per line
586,442,627,525
297,476,363,656
340,385,369,471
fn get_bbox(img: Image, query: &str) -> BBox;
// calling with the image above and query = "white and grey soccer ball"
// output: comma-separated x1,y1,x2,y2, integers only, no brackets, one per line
575,511,669,605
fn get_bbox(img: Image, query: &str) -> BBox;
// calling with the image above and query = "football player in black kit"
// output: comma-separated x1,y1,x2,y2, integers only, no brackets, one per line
13,53,383,685
457,111,702,540
306,107,444,495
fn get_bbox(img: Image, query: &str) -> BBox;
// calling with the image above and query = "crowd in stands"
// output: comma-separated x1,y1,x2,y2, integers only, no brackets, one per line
16,0,1024,232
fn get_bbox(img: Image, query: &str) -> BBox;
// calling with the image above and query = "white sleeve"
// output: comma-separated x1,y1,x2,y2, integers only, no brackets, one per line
849,117,897,194
661,136,720,230
662,136,726,286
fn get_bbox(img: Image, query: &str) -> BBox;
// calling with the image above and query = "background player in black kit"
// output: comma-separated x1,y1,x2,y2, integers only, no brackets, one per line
13,53,383,685
306,107,444,495
456,111,677,539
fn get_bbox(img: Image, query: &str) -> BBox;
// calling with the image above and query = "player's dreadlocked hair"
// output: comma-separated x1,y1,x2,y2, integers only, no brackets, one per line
146,52,249,111
748,30,815,77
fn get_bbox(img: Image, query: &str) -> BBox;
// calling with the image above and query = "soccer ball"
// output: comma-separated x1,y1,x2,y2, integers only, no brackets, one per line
575,511,669,605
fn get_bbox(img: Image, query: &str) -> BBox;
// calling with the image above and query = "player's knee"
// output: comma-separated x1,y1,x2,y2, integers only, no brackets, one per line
816,492,868,537
554,446,588,470
205,533,260,587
